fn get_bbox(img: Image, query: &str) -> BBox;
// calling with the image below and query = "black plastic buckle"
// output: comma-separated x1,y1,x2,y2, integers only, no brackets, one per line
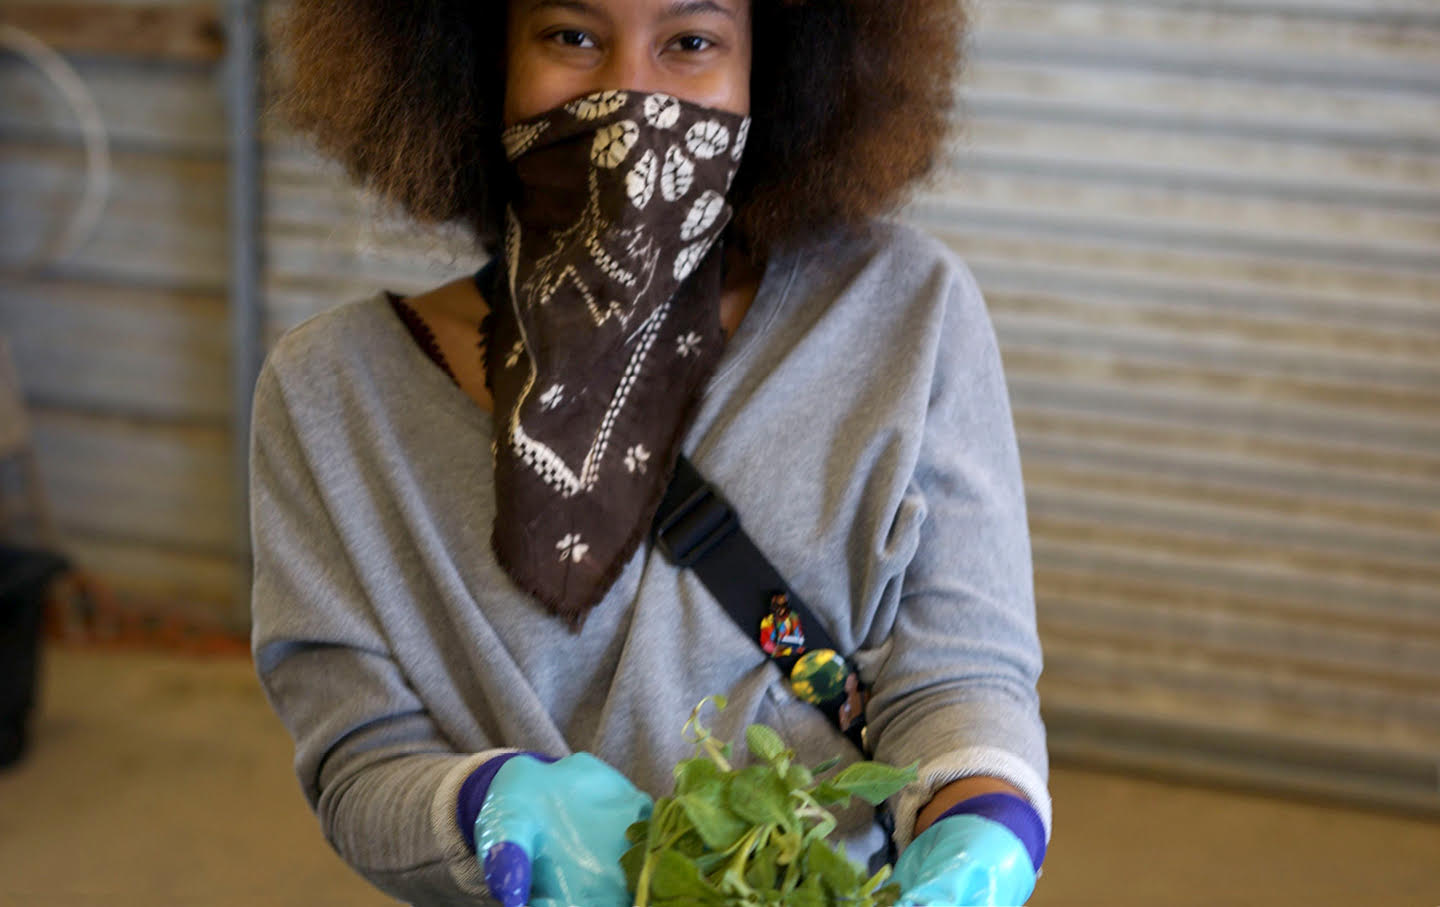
655,482,740,568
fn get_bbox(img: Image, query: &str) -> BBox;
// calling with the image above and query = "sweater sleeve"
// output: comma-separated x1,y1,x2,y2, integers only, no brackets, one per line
247,355,506,905
860,249,1052,854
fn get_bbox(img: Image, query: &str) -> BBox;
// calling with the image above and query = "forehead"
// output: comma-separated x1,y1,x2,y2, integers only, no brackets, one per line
514,0,744,18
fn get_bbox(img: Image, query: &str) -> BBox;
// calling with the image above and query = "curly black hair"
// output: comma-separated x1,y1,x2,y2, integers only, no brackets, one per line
266,0,966,262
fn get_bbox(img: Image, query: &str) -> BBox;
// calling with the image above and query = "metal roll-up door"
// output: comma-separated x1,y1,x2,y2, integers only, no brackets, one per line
905,0,1440,813
0,5,240,626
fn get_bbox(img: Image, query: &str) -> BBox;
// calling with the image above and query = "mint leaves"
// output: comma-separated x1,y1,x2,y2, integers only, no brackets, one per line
622,696,918,906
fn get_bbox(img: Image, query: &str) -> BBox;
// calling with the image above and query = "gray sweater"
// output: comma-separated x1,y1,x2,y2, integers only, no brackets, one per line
249,220,1050,906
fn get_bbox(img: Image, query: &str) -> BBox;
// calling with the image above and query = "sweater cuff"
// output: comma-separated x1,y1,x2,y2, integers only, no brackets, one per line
886,746,1052,856
456,751,558,854
934,792,1047,871
429,749,520,896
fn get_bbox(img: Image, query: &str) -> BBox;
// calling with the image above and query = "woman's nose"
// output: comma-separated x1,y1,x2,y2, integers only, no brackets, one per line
595,43,662,96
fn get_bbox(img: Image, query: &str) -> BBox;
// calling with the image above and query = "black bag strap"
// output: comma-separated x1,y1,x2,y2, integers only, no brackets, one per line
652,453,869,753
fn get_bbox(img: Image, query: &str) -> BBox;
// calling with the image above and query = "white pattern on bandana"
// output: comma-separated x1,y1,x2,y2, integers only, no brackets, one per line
642,93,681,129
567,90,628,121
660,146,695,201
685,120,730,159
490,90,750,621
591,121,639,168
555,533,589,563
626,149,658,209
624,443,651,474
676,332,701,358
681,191,725,241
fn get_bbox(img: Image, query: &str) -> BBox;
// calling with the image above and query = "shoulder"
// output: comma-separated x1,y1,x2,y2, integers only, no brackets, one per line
255,292,394,404
780,220,1009,417
779,218,988,341
788,218,981,310
263,294,383,365
256,272,492,404
269,273,488,367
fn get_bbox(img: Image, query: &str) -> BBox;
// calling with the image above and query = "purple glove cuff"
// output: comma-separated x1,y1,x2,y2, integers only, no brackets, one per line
457,751,557,854
933,791,1047,872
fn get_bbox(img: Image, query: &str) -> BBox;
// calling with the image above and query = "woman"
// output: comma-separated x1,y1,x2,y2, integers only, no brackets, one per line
252,1,1050,904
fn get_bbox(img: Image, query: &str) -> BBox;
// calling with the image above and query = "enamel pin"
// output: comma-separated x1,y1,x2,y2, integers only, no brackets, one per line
759,592,806,656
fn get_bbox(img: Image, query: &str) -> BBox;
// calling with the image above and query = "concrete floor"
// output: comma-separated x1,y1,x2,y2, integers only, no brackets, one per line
1,648,1437,906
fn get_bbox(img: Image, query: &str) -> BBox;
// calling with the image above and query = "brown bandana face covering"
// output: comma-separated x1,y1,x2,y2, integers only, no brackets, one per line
482,89,751,628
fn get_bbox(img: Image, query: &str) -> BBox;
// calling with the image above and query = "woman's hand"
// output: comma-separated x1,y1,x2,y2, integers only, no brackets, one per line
474,752,653,907
894,787,1046,907
893,812,1037,906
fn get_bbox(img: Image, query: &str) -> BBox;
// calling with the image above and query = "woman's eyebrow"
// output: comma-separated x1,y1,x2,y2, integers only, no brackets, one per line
661,0,736,19
523,0,603,16
521,0,734,18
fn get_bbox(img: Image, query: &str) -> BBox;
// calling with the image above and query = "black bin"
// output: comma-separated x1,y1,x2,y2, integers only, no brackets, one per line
0,543,69,768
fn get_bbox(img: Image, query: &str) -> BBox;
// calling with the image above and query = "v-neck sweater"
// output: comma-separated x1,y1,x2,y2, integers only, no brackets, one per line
248,219,1050,905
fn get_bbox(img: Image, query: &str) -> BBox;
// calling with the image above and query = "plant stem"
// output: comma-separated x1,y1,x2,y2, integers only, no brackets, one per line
704,736,733,773
636,858,654,907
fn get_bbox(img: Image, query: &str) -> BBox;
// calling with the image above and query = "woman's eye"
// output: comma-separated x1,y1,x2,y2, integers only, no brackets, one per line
673,35,714,52
549,29,596,49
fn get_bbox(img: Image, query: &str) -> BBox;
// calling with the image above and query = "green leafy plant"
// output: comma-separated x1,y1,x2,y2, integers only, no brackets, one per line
621,696,918,906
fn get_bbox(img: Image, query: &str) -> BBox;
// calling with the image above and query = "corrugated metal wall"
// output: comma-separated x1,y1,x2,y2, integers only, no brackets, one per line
262,144,485,348
913,0,1440,811
0,1,477,626
0,1,238,624
2,0,1436,809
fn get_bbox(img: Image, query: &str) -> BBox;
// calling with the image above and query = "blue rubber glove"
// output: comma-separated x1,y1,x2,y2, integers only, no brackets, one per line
469,752,653,907
893,793,1044,906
